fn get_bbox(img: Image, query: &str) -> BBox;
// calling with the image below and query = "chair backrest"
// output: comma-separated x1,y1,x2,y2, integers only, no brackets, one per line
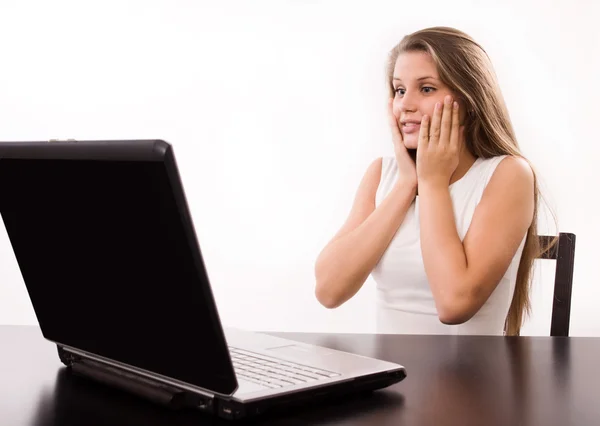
538,233,576,337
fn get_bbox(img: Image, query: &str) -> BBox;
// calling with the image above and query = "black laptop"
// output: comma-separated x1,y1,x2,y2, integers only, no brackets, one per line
0,139,406,419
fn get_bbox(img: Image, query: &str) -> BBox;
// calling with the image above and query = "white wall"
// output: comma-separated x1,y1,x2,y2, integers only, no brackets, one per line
0,0,598,336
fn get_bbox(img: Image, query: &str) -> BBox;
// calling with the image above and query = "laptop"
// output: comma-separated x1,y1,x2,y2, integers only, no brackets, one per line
0,139,406,419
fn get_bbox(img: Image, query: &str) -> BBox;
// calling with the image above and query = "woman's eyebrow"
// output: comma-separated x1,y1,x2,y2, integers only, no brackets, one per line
393,76,438,82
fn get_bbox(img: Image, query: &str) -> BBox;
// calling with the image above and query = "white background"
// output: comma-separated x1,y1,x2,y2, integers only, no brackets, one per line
0,0,598,336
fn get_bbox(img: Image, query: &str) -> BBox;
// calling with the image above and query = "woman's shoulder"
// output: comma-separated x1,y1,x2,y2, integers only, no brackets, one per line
472,155,533,184
362,156,384,182
378,155,398,175
487,155,534,183
481,155,535,199
363,156,398,182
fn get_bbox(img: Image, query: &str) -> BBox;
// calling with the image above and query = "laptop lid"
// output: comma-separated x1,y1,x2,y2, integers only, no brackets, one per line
0,140,238,396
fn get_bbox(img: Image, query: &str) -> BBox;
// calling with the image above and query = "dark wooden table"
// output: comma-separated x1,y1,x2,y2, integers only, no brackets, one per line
2,325,599,425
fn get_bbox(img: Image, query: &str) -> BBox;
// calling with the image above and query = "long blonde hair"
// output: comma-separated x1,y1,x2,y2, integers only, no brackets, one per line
386,26,556,335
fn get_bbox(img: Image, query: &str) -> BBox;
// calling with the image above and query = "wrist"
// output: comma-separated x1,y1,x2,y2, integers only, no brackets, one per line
418,179,448,195
394,177,418,194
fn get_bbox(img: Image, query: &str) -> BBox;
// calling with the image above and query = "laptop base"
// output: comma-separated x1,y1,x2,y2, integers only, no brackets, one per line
57,344,405,420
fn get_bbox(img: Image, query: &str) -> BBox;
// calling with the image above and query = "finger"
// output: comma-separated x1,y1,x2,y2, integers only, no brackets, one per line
418,114,430,151
449,101,460,150
387,98,403,144
439,96,453,147
429,101,442,146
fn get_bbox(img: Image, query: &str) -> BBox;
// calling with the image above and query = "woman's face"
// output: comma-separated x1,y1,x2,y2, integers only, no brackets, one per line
391,51,467,149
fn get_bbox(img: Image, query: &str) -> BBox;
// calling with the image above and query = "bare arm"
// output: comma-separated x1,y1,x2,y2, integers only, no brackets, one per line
418,156,535,324
314,157,417,308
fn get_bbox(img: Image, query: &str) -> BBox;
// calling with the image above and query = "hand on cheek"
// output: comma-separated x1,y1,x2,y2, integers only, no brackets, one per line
388,99,418,188
416,95,465,188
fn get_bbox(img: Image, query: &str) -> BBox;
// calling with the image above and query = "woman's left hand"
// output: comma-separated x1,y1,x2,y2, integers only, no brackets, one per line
416,95,465,187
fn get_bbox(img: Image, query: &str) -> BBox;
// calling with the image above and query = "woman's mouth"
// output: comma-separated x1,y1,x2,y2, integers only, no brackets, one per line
402,123,421,134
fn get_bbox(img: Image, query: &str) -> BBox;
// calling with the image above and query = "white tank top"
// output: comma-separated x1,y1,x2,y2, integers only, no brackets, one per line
372,155,526,335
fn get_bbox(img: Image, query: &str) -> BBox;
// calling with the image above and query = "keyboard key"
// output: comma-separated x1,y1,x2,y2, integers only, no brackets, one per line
228,346,340,389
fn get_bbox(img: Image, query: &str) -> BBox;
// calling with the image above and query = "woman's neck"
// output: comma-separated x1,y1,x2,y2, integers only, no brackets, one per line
450,148,477,185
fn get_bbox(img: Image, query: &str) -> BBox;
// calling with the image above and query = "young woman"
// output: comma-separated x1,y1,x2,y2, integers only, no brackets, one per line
314,26,546,336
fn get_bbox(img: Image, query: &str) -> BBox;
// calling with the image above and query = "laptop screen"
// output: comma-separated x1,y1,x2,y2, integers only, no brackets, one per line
0,141,237,395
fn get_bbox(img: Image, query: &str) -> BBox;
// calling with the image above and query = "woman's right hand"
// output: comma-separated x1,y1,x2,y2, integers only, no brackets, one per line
388,98,418,190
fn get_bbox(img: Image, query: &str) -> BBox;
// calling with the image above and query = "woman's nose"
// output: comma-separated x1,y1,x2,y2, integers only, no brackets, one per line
399,92,418,113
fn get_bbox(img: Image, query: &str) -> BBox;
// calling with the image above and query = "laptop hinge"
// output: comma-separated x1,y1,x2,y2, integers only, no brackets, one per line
57,345,215,412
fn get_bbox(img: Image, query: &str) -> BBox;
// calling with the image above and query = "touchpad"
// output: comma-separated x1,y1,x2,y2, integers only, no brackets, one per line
266,344,307,355
266,344,336,358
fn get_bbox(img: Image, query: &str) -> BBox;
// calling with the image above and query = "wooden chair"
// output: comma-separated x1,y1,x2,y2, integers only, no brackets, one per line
538,233,576,337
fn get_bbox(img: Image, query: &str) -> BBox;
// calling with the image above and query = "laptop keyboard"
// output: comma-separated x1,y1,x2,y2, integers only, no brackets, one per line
229,347,340,389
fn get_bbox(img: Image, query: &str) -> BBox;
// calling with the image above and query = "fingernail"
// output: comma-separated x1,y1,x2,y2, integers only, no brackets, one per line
445,95,452,104
453,102,458,109
435,102,441,110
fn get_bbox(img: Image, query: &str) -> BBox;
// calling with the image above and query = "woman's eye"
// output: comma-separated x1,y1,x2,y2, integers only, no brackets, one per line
394,87,435,95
